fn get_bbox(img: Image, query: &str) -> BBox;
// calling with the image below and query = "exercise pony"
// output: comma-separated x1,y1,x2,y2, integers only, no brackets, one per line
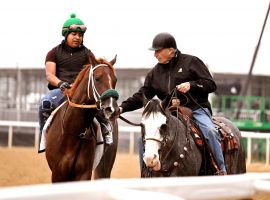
141,98,246,177
45,53,119,182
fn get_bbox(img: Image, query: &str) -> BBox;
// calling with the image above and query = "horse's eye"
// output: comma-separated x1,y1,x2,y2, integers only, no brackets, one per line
160,124,167,133
95,75,101,82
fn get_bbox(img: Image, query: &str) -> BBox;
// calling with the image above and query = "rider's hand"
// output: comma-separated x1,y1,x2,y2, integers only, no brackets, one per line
176,82,190,93
119,107,123,114
116,107,123,118
57,81,71,91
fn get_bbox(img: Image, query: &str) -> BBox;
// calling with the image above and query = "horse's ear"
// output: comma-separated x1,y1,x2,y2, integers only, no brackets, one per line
88,51,97,65
161,100,166,110
110,55,117,66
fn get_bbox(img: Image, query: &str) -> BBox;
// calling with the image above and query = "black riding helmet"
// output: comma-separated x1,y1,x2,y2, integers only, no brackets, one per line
149,32,177,51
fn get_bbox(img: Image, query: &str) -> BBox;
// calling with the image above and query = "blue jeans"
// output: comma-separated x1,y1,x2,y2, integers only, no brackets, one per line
38,89,66,132
193,108,226,172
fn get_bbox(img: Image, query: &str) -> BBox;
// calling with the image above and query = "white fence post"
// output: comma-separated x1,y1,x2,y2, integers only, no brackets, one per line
247,137,252,165
8,126,13,148
129,131,134,155
266,138,270,165
34,127,39,150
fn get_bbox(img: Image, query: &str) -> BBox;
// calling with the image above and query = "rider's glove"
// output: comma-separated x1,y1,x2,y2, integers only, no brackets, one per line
57,81,71,91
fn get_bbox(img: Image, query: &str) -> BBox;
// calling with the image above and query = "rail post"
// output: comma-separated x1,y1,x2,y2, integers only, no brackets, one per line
34,127,39,150
246,137,252,165
266,138,270,165
8,126,13,148
129,131,134,155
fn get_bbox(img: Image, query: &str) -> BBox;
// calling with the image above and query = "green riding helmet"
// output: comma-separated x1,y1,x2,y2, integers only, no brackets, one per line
62,13,87,36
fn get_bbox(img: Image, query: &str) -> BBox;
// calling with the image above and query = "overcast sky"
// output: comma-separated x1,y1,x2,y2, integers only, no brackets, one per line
0,0,269,75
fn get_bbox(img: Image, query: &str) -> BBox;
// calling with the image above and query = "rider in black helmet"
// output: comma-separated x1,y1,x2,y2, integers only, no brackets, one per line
149,32,177,51
119,32,226,175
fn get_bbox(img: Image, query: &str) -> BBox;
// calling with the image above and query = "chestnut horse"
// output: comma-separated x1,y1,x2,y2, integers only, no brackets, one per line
45,53,119,182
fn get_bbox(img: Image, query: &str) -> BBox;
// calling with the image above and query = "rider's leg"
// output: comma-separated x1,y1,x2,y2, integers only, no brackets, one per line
95,111,113,145
39,89,65,134
193,108,227,174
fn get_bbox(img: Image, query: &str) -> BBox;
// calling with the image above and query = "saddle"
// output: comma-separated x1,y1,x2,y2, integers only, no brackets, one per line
212,117,239,152
168,104,239,175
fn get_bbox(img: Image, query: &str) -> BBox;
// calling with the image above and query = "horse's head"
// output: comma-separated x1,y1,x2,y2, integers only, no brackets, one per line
67,54,119,119
91,56,119,119
141,99,167,171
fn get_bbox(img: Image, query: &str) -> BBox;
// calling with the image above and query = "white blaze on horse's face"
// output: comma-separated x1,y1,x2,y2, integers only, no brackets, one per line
103,74,115,118
103,96,116,119
142,111,166,171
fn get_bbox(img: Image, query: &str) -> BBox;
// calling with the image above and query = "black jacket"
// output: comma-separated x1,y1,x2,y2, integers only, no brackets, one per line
120,50,216,113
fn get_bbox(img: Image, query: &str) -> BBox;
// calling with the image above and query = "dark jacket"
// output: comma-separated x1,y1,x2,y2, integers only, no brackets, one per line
45,40,92,90
120,50,216,113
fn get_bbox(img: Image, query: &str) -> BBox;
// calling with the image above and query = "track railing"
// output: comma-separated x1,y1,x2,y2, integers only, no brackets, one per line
0,120,270,165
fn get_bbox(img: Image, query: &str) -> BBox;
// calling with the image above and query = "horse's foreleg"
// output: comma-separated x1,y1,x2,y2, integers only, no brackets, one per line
93,144,117,179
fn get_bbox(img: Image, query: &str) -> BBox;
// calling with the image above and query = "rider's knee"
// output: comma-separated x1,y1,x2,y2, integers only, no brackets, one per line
201,126,220,141
40,98,54,117
208,127,221,141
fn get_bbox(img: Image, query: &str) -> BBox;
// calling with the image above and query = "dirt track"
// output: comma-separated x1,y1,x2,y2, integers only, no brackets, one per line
0,147,140,187
0,147,270,200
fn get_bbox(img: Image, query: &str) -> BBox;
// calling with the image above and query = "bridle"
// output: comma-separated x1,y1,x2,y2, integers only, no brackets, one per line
66,63,118,109
142,103,191,177
142,100,166,144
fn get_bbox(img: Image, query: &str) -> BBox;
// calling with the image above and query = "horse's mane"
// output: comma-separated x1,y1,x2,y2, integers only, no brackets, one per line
66,56,114,98
142,99,166,118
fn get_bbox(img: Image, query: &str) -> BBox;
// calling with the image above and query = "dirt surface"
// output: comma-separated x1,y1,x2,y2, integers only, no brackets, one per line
0,147,270,200
0,147,140,187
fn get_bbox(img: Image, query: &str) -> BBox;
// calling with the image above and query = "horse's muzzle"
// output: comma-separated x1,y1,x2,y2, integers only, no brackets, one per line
102,99,119,120
143,154,161,171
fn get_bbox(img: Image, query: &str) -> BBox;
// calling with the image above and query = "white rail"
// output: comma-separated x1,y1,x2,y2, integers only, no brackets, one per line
0,120,270,165
0,173,270,200
0,120,39,148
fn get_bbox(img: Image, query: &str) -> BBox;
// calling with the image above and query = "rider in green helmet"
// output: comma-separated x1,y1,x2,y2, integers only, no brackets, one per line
38,14,113,153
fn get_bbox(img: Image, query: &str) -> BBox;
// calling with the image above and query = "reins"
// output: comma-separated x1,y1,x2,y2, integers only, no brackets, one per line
67,95,97,108
119,115,142,127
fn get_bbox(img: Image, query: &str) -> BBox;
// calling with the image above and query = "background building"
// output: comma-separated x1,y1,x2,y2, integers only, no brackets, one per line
1,68,270,131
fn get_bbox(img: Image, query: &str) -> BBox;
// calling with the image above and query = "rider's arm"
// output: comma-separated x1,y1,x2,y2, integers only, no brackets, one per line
188,56,216,93
45,61,62,87
120,72,155,113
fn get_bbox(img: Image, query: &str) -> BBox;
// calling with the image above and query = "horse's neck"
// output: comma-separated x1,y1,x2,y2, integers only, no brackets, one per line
168,115,189,146
72,76,94,104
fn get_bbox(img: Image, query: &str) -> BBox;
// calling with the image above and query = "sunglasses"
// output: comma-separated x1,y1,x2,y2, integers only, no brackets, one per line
63,24,87,32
